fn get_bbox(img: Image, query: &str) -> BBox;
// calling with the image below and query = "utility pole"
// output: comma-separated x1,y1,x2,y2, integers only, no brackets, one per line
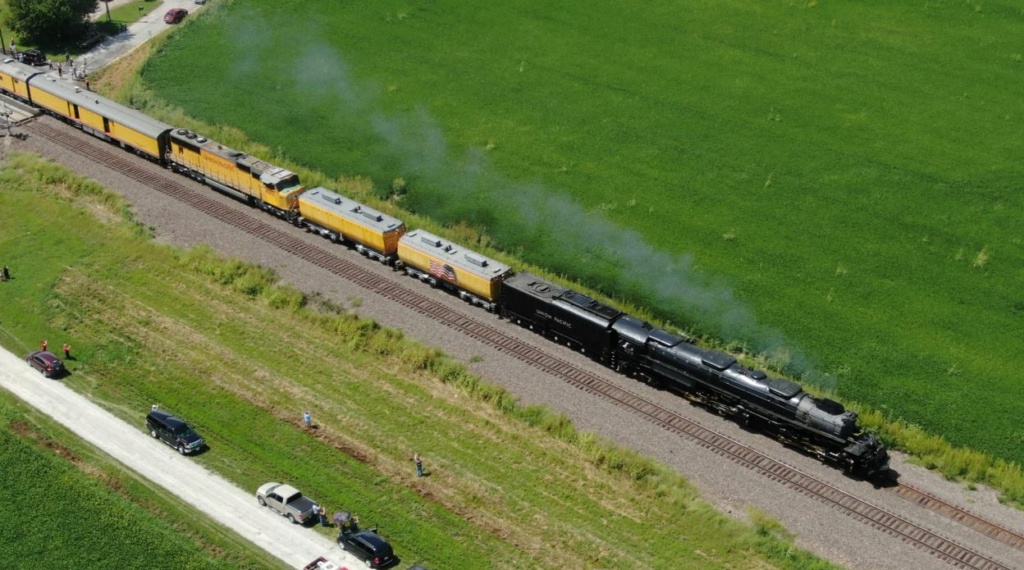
0,13,7,56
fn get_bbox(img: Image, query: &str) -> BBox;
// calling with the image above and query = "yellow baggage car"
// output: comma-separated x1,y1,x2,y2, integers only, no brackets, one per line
0,58,39,101
167,128,304,219
297,187,406,264
14,63,173,160
398,229,512,310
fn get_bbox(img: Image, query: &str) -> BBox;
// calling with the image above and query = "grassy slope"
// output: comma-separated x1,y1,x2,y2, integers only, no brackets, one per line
0,153,837,569
0,393,286,570
138,0,1024,468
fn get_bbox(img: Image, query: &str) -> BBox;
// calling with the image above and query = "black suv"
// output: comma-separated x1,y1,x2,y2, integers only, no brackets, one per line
26,350,64,378
146,407,205,455
338,529,397,569
16,49,46,66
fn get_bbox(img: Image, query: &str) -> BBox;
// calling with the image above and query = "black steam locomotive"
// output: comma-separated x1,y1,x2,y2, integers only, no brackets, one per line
502,272,890,478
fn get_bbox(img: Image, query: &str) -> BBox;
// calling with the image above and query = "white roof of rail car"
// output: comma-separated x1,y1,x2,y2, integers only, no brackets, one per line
298,187,405,233
400,229,511,279
0,58,42,83
26,70,173,138
169,128,299,186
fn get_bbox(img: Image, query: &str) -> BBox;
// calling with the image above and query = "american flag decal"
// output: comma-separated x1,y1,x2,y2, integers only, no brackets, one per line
429,260,459,284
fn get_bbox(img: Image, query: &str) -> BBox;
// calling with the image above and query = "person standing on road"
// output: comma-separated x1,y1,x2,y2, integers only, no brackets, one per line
414,453,424,477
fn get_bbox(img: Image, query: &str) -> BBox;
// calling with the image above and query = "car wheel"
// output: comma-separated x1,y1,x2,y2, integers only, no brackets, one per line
257,496,266,507
287,513,296,524
364,558,373,568
150,428,158,438
177,444,186,455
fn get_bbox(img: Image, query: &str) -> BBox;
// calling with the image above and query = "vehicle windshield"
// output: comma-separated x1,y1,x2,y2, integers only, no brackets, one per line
277,174,300,191
173,425,196,437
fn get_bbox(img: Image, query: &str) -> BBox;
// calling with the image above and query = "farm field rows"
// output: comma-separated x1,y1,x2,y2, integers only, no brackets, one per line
0,154,838,568
138,0,1024,469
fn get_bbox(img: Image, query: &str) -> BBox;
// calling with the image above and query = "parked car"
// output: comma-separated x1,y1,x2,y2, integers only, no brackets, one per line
256,482,318,524
338,528,397,569
164,8,188,24
25,350,64,378
146,406,205,454
15,49,46,66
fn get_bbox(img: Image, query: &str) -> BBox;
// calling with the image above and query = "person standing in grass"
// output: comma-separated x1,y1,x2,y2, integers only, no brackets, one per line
41,340,47,352
414,453,424,477
62,343,71,359
303,410,312,428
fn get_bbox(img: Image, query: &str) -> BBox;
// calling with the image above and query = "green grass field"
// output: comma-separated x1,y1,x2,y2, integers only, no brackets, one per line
0,153,838,569
137,0,1024,469
0,393,287,570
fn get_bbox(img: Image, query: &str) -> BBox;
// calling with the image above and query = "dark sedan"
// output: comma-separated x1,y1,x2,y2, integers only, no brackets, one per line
164,8,188,24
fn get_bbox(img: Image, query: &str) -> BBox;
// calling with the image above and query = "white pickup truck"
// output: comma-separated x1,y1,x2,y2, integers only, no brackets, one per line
256,482,318,524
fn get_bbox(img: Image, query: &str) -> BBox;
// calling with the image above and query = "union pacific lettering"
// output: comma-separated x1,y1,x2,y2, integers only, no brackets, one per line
537,310,573,329
204,152,237,171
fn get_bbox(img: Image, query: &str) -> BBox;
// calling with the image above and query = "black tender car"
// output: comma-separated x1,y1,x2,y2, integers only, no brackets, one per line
502,271,622,360
338,529,396,569
26,350,64,378
146,406,205,455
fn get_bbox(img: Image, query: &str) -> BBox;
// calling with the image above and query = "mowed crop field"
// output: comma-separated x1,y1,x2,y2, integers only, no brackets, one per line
0,154,836,569
141,0,1024,469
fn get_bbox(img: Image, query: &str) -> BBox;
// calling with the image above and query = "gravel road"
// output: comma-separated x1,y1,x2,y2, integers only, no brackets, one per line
0,347,359,569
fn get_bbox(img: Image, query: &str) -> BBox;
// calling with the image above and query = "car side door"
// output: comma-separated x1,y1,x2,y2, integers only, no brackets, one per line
157,421,174,445
266,492,284,514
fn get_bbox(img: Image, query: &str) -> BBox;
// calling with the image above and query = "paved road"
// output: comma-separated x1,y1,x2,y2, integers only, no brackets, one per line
0,347,357,569
76,0,207,73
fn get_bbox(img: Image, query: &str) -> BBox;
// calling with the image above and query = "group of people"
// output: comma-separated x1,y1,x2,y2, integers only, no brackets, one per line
40,340,72,360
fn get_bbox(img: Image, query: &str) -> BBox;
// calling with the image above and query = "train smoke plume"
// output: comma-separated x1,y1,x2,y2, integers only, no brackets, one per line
218,18,821,382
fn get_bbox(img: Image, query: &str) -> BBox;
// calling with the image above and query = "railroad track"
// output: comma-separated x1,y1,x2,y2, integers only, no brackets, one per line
23,119,1021,570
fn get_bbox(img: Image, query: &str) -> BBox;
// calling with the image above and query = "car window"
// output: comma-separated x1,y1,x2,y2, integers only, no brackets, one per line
172,425,195,437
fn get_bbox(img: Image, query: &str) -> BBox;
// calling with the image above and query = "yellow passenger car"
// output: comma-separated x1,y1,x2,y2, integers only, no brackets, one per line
168,129,304,217
398,229,512,310
0,58,40,100
20,66,172,159
297,187,406,263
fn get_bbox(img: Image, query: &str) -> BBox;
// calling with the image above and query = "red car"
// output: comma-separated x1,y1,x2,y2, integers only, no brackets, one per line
26,350,65,378
164,8,188,24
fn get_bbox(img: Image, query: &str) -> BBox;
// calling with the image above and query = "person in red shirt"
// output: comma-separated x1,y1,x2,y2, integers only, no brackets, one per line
62,343,71,359
41,340,48,352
